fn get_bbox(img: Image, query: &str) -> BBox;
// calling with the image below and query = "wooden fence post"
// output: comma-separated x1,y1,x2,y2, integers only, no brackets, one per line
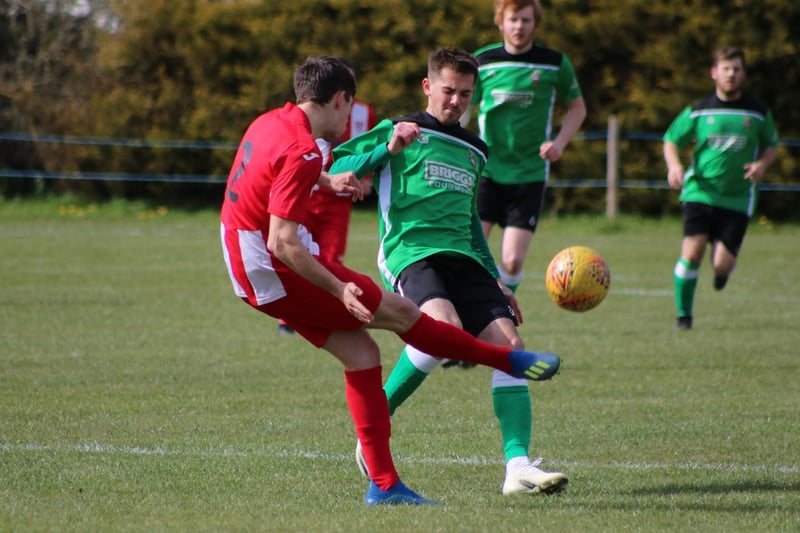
606,114,619,221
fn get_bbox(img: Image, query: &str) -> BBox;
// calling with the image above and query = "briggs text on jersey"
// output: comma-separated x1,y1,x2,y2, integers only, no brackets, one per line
424,161,475,195
490,90,534,108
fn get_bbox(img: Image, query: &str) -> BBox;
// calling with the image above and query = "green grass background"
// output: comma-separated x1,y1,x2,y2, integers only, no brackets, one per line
1,198,798,532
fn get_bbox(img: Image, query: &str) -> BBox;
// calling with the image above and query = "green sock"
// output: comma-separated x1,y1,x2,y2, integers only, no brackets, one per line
384,348,429,415
492,385,531,461
674,258,699,317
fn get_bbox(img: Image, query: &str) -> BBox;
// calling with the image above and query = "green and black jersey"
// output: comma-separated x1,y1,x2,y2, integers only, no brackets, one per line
664,94,779,215
329,112,497,289
471,42,583,184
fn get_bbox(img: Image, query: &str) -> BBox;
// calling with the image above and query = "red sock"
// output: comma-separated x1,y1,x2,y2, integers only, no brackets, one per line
344,366,398,490
399,313,513,372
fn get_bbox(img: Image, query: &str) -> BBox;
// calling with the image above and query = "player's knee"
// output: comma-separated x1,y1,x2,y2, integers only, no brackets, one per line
714,263,734,277
375,291,421,332
501,257,524,275
682,252,704,266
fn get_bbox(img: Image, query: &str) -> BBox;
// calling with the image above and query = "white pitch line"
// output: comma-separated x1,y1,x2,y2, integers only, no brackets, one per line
1,442,797,475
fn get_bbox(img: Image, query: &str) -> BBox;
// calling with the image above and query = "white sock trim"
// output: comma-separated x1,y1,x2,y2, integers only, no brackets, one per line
498,264,524,286
406,345,442,373
492,369,528,388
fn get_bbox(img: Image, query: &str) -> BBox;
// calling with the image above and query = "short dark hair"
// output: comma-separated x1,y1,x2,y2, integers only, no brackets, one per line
427,47,479,81
293,56,357,105
713,46,746,68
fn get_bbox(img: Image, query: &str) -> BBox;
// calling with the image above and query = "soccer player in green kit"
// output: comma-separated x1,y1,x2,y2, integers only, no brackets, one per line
329,47,568,496
664,46,779,331
463,0,586,294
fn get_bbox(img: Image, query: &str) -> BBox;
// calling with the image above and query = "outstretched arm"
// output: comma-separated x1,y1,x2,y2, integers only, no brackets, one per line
540,96,587,162
663,141,685,189
743,146,779,182
268,214,374,323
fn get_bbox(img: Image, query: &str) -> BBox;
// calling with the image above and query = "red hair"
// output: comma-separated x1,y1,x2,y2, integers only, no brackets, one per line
494,0,543,27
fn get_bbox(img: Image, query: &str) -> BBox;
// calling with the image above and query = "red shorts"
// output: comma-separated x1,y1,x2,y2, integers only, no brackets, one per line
305,191,353,264
251,260,383,347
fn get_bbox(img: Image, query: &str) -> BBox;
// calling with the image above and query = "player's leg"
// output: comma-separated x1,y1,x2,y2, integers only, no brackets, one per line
477,311,568,494
709,207,749,291
397,257,564,493
356,346,440,475
674,234,707,330
383,260,460,415
358,259,472,481
322,328,436,505
498,227,533,291
384,346,442,415
710,241,736,290
368,293,560,380
673,203,711,330
254,267,435,504
382,295,459,414
492,182,545,293
269,258,555,380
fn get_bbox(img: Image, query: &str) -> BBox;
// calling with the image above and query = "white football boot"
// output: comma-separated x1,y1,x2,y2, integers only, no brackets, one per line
502,457,568,495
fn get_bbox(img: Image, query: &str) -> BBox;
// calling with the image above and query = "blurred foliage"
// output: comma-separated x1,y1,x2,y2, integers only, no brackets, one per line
1,0,798,216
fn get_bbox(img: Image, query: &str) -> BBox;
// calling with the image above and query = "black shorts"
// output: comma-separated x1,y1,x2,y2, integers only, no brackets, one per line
682,202,750,257
477,178,546,231
395,253,517,337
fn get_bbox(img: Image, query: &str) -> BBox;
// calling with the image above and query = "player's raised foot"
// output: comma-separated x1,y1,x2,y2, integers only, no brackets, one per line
502,458,568,496
365,480,439,506
713,275,728,291
508,350,560,381
674,316,693,331
355,439,369,478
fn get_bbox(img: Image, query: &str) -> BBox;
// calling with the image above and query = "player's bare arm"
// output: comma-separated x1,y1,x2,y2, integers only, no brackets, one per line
267,214,373,322
388,122,421,154
539,96,587,162
743,146,779,182
663,141,685,189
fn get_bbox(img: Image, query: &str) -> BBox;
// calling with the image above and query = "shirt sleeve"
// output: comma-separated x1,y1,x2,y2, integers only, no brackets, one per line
558,54,582,102
269,149,323,223
761,110,780,149
663,106,694,147
329,119,393,178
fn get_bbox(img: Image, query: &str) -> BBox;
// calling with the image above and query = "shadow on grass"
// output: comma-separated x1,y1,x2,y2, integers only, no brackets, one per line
626,478,800,496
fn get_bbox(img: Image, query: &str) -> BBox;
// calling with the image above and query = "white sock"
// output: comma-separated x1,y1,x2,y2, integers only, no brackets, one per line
506,456,530,475
498,264,524,287
405,345,442,373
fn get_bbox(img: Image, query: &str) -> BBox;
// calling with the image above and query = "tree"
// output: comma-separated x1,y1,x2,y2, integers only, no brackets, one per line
3,0,798,215
0,0,113,196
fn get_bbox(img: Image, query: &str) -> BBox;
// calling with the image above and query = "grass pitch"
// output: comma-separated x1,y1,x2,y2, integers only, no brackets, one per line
1,199,798,532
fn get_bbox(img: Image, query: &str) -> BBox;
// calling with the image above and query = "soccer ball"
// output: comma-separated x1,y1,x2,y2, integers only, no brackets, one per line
545,246,611,312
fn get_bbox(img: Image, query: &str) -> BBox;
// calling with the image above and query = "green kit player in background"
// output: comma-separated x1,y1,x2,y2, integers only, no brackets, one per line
330,47,567,496
664,46,779,331
462,0,586,295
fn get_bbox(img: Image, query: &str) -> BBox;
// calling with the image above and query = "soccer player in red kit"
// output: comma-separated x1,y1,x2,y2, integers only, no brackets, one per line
277,98,377,335
219,55,561,505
